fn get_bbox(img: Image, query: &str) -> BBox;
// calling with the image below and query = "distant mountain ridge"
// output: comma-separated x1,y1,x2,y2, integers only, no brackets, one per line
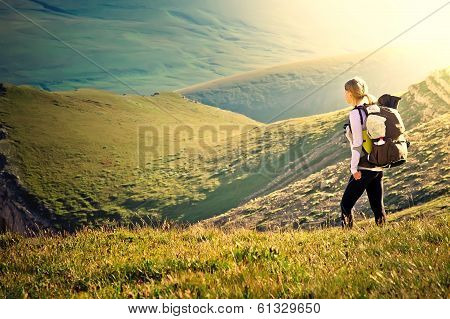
179,49,449,122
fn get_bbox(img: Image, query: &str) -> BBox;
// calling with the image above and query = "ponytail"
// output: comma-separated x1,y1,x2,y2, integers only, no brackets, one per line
364,93,376,105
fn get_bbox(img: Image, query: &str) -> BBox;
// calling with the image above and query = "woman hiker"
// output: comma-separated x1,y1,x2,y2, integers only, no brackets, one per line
341,77,386,228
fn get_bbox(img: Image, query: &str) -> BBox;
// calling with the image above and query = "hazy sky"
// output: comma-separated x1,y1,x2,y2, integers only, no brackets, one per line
228,0,450,54
0,0,448,92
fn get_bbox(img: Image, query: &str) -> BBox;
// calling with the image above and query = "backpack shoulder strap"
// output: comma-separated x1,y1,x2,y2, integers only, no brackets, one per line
360,103,369,116
353,106,365,125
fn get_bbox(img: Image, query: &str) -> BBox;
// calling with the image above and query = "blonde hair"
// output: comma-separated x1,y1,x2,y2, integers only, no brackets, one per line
345,76,375,105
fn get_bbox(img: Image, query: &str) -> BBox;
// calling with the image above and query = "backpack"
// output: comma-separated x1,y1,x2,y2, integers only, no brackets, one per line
363,104,409,167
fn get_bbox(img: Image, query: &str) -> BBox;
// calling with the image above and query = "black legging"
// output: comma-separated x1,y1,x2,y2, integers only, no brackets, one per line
340,170,386,226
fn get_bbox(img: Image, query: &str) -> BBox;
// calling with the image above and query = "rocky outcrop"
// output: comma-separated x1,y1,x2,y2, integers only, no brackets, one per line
0,117,58,235
0,154,56,235
0,83,6,96
0,129,7,140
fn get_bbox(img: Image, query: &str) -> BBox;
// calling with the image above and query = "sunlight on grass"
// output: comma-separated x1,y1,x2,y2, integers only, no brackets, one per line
0,202,448,298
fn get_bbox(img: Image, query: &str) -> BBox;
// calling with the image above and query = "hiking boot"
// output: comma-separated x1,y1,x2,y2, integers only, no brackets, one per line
341,213,354,229
375,216,386,226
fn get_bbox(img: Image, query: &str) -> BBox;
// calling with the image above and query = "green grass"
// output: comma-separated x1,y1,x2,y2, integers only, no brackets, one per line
0,197,448,298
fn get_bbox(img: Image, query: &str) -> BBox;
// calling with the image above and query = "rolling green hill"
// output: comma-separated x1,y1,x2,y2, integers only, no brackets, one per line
0,83,352,232
0,67,448,234
0,85,267,231
0,82,362,233
201,68,450,230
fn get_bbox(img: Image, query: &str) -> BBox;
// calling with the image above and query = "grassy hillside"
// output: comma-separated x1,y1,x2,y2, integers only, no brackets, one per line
202,68,450,230
0,85,266,229
0,68,448,232
0,197,448,298
163,107,351,221
0,83,354,230
179,49,448,122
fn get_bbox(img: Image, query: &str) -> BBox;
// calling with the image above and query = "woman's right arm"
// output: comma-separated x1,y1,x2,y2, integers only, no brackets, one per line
349,110,363,176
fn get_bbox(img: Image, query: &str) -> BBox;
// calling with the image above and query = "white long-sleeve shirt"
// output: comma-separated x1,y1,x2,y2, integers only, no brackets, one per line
346,108,383,174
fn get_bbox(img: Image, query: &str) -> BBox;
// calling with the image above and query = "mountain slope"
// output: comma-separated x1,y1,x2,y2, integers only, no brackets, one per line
201,68,450,230
0,68,448,233
0,85,264,231
179,49,449,122
0,82,354,232
0,82,355,232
